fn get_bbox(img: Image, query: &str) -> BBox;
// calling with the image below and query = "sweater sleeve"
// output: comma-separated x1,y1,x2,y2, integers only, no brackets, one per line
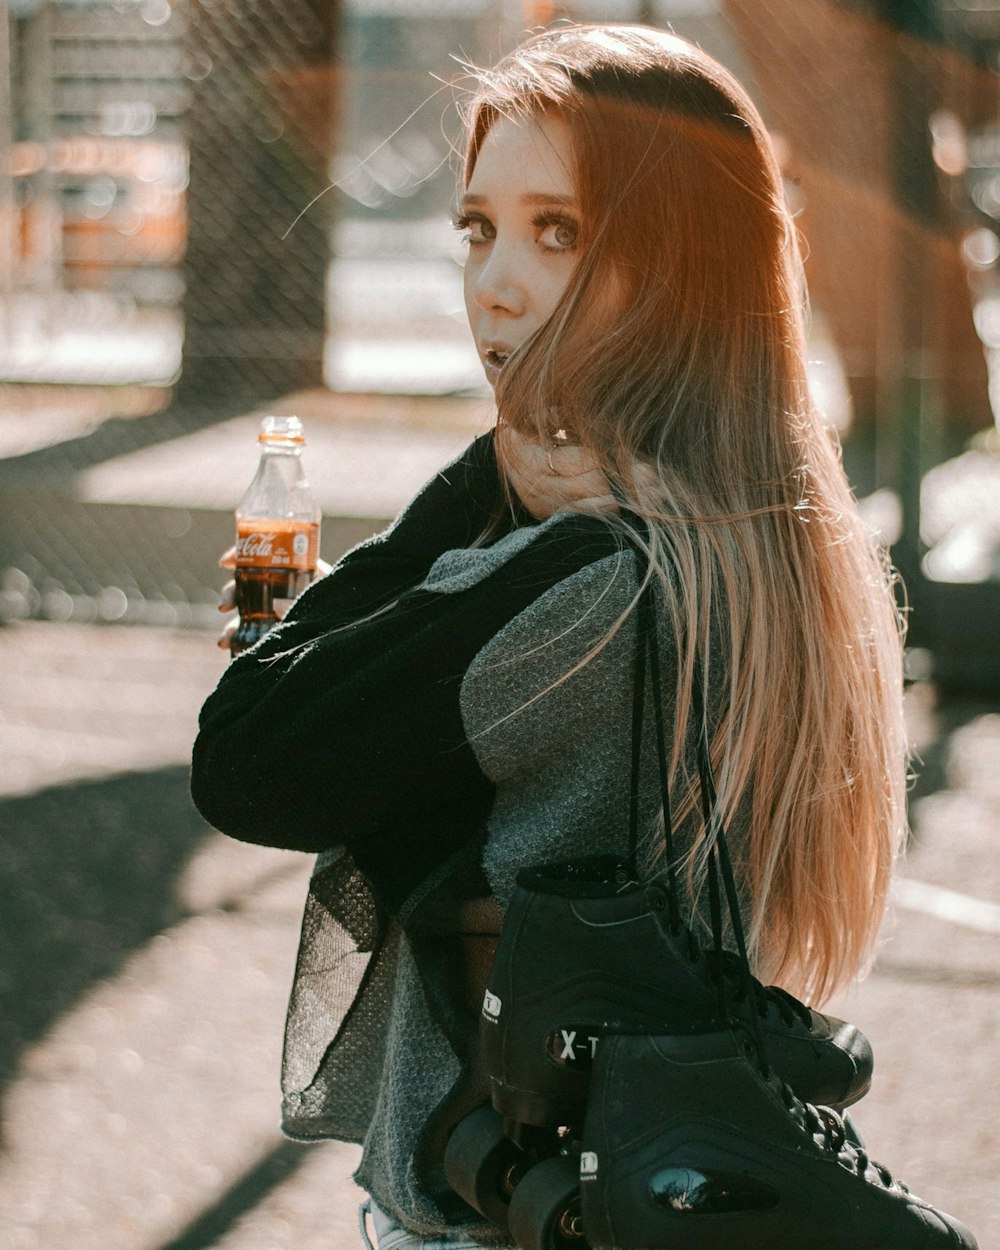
191,486,622,859
256,429,514,645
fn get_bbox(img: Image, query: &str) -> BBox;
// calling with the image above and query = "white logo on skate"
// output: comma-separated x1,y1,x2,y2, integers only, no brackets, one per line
482,990,502,1022
580,1151,599,1180
559,1029,600,1061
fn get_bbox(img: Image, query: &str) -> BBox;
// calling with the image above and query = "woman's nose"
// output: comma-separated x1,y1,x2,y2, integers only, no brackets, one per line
471,246,527,316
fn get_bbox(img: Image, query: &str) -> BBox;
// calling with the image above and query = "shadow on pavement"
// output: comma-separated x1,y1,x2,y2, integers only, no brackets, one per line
0,394,258,623
0,396,252,487
153,1139,320,1250
0,764,211,1119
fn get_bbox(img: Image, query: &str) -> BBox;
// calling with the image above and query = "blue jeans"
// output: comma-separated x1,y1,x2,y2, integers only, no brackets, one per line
359,1198,500,1250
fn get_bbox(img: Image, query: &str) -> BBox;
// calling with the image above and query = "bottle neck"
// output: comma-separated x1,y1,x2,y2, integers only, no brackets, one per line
259,440,304,459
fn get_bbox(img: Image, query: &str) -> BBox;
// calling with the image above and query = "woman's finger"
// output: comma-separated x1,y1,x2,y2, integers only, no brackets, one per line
217,615,238,651
216,554,331,648
500,426,617,520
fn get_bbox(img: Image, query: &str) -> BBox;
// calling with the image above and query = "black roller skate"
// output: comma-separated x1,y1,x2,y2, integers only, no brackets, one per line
444,853,873,1246
578,1026,978,1250
479,853,872,1129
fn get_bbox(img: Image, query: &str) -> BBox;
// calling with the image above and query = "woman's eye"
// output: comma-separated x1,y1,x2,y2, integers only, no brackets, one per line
537,216,578,252
453,214,495,246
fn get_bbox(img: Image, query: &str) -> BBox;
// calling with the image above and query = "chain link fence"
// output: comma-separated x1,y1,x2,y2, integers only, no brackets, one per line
0,0,998,675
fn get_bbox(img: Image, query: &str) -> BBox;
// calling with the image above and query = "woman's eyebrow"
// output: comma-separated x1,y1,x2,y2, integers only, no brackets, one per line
460,192,578,208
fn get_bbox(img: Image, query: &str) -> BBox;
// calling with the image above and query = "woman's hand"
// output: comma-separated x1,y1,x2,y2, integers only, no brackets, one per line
498,426,618,521
216,547,332,651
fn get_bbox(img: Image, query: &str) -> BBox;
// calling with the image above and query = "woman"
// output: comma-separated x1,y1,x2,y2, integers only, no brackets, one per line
192,24,925,1249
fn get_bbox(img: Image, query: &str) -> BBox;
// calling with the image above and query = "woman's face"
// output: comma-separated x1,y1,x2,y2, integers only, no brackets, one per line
458,112,580,389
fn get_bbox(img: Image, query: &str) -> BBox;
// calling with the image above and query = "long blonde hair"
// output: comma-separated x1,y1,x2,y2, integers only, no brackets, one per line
463,24,907,1003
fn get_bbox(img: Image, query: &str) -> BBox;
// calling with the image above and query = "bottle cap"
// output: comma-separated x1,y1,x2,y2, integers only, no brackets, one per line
259,415,305,444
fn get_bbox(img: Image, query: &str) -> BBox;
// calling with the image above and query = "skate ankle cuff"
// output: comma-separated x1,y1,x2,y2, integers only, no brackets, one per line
516,856,638,898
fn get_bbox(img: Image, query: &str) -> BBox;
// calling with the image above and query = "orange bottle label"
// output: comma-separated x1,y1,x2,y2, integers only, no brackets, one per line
235,519,319,571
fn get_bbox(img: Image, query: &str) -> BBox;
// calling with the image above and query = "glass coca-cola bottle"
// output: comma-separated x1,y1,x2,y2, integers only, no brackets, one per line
230,415,321,657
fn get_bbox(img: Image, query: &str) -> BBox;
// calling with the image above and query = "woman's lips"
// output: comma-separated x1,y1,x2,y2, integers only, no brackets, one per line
482,346,510,386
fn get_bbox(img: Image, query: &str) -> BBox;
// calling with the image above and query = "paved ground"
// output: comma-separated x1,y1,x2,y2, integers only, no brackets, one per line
0,623,367,1250
1,619,997,1250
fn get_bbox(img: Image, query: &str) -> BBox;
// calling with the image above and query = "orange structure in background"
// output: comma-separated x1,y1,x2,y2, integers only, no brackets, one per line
12,136,186,297
728,0,994,438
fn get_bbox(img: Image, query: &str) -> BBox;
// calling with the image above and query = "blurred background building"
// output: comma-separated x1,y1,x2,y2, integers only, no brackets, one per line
0,0,998,682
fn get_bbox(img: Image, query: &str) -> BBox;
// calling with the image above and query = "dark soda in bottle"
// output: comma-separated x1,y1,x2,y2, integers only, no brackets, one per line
230,415,321,657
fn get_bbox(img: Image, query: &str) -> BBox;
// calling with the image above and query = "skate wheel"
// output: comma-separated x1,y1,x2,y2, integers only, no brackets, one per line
507,1153,586,1250
444,1103,526,1228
